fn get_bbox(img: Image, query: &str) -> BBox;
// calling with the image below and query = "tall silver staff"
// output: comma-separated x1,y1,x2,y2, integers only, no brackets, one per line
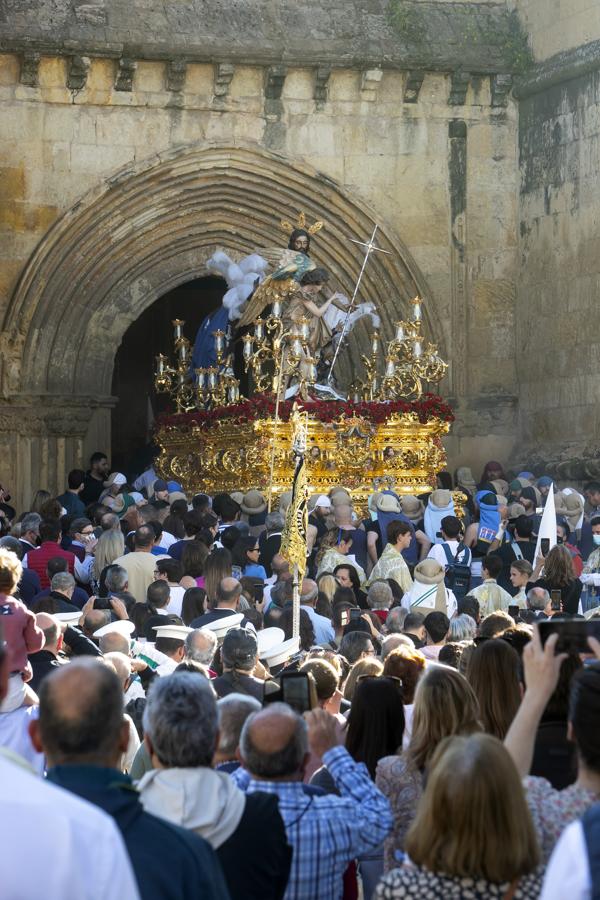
326,224,391,384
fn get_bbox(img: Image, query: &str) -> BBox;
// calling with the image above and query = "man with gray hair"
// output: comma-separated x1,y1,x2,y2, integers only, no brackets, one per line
138,672,291,900
385,605,408,634
18,511,41,555
300,577,334,645
33,571,79,615
185,628,218,669
237,705,392,900
525,586,552,621
381,632,415,660
215,693,261,772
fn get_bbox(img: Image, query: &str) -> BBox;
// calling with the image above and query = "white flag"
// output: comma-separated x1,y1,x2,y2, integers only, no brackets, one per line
534,484,557,562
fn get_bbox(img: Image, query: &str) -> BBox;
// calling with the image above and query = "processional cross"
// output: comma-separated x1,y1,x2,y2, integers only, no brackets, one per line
326,224,391,383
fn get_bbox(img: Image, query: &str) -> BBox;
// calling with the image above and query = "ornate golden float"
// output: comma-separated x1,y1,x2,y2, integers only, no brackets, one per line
154,393,453,507
154,219,454,505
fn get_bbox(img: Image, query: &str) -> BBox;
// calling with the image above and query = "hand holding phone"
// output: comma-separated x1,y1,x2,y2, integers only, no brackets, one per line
539,619,600,654
540,538,550,557
280,671,318,715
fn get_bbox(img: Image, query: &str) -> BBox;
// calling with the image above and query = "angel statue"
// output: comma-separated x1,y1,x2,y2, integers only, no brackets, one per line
191,212,379,389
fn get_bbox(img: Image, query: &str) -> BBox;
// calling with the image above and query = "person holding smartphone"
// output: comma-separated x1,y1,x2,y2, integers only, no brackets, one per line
528,544,583,615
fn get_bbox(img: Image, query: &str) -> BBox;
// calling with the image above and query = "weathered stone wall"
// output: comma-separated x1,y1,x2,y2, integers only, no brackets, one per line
516,0,600,61
516,67,600,478
0,1,526,506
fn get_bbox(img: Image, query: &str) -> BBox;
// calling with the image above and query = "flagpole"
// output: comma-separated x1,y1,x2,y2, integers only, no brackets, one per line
267,345,287,513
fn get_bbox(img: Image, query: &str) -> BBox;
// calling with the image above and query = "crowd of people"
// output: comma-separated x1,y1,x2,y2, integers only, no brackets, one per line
2,454,600,898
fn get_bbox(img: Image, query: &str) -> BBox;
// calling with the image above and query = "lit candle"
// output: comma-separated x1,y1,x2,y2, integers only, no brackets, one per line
272,300,282,318
156,354,166,374
243,335,253,360
208,367,218,389
385,357,396,377
292,337,302,356
372,332,380,355
413,340,422,358
178,339,189,361
411,298,422,322
298,316,310,340
195,368,206,388
255,319,265,340
172,319,185,340
213,329,225,353
395,322,405,341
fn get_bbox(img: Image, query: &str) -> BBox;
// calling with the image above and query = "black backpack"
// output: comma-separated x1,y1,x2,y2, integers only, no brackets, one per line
441,542,472,599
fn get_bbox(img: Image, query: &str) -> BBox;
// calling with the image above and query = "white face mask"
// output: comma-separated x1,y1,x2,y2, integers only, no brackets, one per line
593,534,600,547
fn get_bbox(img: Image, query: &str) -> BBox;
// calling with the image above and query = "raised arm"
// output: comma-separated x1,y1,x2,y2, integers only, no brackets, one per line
504,627,566,777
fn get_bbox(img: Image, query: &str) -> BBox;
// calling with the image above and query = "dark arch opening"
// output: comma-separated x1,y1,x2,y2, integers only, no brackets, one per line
110,275,226,473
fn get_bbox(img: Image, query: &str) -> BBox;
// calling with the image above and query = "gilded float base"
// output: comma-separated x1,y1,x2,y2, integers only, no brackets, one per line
156,409,451,508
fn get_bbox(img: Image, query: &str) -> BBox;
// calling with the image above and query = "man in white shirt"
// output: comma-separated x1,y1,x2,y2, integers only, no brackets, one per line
427,515,472,571
541,818,592,899
114,525,167,604
0,632,140,900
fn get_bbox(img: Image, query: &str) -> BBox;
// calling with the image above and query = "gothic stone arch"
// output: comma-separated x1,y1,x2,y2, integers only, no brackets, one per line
1,143,442,506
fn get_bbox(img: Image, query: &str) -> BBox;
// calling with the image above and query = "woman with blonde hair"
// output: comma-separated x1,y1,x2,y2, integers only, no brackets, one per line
317,572,338,604
91,528,125,593
375,733,542,898
30,489,51,515
376,666,481,871
343,657,383,701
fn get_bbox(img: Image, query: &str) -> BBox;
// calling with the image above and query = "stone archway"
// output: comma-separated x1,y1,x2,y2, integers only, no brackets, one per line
1,142,441,507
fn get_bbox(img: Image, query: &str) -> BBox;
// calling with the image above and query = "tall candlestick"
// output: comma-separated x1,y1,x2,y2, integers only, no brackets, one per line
172,319,185,340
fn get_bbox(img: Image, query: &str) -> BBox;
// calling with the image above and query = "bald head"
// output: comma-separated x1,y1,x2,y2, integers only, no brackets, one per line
216,576,242,608
83,609,110,638
33,658,127,767
35,612,59,652
239,703,308,780
103,652,132,690
99,631,130,655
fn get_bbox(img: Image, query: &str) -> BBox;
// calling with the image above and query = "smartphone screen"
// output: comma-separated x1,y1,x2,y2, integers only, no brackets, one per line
340,609,350,627
541,538,550,556
253,584,264,604
280,673,312,715
350,608,363,621
539,619,600,654
550,589,562,611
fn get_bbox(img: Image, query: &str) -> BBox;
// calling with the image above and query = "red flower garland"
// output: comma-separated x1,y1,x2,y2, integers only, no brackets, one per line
156,393,454,430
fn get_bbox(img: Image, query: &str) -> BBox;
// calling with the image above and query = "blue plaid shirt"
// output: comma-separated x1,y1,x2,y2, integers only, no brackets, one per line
233,746,392,900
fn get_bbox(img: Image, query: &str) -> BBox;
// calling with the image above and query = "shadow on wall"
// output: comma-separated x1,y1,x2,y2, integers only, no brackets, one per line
111,275,225,473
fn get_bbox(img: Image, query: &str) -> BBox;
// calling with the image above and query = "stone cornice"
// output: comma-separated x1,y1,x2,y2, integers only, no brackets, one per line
514,39,600,100
0,0,527,76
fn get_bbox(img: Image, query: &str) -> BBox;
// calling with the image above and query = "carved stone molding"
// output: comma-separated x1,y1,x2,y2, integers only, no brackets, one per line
213,62,235,100
166,59,187,92
448,72,471,106
115,57,137,92
491,73,513,107
264,65,287,101
314,66,331,109
403,71,424,104
19,50,40,87
360,67,383,102
66,55,90,91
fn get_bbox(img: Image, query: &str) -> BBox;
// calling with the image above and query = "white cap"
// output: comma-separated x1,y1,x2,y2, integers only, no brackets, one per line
257,627,285,656
260,635,300,667
152,624,193,640
103,472,127,488
93,619,136,638
129,491,146,505
314,495,331,509
201,613,244,639
54,611,81,624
